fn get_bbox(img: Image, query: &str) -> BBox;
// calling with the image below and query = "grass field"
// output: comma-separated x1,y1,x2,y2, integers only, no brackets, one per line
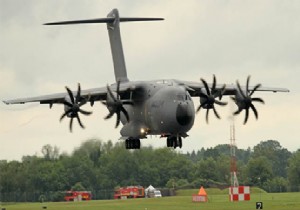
1,192,300,210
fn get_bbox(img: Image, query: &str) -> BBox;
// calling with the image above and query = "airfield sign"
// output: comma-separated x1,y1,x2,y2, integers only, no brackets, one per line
256,202,263,209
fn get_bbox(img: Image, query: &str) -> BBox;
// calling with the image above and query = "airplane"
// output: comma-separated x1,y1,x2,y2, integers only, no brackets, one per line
3,8,289,150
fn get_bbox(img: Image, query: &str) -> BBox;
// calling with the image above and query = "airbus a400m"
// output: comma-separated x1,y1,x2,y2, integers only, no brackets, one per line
3,9,289,150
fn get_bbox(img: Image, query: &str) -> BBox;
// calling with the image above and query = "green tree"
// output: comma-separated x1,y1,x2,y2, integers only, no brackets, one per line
245,156,273,187
194,157,218,181
252,140,291,178
41,144,60,160
287,150,300,191
71,182,86,191
264,176,288,192
73,139,103,166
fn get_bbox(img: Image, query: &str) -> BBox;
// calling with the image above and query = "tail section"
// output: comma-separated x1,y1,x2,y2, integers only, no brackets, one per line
107,9,128,82
44,8,164,83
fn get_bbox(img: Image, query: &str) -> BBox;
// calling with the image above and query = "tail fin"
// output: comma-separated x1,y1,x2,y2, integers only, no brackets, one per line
106,9,128,82
44,8,164,83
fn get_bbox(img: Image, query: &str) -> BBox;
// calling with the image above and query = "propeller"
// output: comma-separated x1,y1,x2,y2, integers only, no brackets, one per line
232,76,265,124
196,75,227,123
102,81,133,128
60,83,92,132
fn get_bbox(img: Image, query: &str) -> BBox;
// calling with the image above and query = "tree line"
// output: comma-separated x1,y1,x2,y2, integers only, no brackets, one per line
0,139,299,201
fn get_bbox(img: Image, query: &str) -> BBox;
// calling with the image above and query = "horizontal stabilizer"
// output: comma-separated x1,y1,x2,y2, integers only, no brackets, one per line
44,17,164,25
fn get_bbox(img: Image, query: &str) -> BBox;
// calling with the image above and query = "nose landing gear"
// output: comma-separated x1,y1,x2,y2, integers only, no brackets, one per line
166,136,182,149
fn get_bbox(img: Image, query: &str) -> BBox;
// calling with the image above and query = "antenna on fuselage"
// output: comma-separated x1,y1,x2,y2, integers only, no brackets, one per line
44,9,164,83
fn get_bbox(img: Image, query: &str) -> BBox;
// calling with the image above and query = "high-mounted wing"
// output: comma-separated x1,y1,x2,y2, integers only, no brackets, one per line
3,82,136,105
3,82,136,131
175,75,289,124
3,86,107,106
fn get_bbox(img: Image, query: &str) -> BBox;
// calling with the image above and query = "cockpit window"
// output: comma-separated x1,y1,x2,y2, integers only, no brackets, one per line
186,93,192,100
176,94,185,101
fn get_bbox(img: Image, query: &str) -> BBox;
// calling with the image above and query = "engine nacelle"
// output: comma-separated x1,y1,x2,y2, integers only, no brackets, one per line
233,91,249,110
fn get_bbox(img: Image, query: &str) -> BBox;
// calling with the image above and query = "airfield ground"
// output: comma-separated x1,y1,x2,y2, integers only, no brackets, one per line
1,191,300,210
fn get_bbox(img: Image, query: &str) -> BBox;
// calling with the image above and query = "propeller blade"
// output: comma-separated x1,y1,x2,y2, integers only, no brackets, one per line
65,86,75,104
78,99,88,107
60,109,73,122
213,106,221,119
201,78,210,95
79,109,92,116
63,101,74,108
69,117,74,132
76,115,85,129
120,106,130,122
206,109,209,123
76,83,81,103
236,81,246,99
252,97,265,104
244,108,249,124
249,84,261,96
246,76,250,97
107,85,117,102
250,103,258,119
212,74,216,91
115,112,121,128
219,84,226,100
233,109,241,115
196,102,206,113
215,100,228,106
104,111,114,120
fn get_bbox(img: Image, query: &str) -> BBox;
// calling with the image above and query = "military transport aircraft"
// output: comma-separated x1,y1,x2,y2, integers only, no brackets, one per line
3,9,289,149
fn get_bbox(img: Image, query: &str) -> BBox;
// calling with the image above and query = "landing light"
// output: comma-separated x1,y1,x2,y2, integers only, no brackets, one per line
140,128,149,135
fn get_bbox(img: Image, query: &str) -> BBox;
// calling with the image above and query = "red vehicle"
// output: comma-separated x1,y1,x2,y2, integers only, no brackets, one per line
114,186,145,199
64,191,92,201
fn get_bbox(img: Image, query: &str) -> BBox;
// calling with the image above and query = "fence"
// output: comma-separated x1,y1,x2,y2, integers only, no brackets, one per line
0,186,299,202
0,190,114,202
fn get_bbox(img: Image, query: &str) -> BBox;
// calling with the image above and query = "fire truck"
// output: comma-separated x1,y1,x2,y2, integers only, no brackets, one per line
64,191,92,201
114,186,145,199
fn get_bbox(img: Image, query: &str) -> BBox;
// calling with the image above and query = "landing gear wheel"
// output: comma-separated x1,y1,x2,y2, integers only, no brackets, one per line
166,136,182,149
177,136,182,148
125,138,141,149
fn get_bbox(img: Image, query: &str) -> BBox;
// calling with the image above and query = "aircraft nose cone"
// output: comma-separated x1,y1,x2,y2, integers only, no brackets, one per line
176,103,193,126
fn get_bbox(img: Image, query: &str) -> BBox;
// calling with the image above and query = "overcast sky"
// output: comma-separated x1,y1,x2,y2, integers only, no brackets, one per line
1,0,299,160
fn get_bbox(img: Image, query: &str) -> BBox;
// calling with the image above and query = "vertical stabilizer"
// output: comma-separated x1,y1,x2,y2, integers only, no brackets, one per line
107,9,129,82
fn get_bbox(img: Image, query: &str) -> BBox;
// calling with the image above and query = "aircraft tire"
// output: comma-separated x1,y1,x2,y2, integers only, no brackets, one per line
125,138,141,149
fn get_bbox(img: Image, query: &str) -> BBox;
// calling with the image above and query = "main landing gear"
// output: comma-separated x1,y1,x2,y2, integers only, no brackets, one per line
166,136,182,149
125,138,141,149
